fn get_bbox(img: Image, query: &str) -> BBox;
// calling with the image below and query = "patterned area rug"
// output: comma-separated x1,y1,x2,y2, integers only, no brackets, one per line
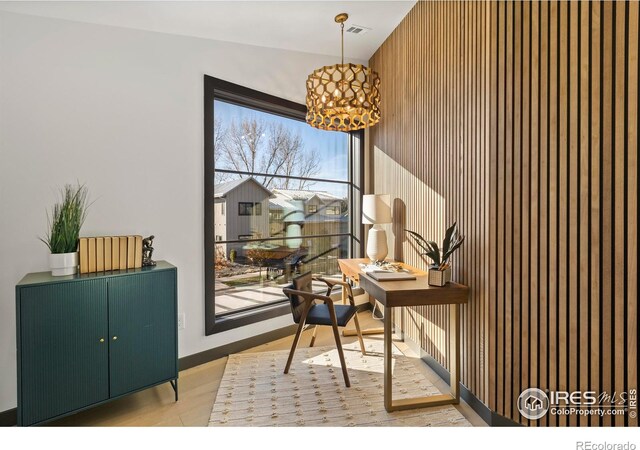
208,339,471,427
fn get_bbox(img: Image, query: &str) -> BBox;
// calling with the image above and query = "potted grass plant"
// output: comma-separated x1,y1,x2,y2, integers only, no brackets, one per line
405,222,465,286
40,184,90,276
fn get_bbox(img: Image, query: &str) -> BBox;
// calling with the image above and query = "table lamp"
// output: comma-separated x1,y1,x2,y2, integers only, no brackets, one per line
362,194,392,262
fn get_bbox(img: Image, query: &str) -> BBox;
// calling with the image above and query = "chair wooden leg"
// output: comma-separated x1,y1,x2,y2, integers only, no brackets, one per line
352,313,366,355
284,319,306,374
309,325,318,347
284,303,312,374
330,322,350,387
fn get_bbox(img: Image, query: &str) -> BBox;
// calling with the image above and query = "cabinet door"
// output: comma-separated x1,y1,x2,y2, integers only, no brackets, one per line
19,279,109,426
108,270,177,397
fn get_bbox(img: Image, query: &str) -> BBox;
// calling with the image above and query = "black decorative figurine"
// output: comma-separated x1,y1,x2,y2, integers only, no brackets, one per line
142,235,157,267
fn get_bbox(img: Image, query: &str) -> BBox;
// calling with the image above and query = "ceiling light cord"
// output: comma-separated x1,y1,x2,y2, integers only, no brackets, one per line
341,21,344,66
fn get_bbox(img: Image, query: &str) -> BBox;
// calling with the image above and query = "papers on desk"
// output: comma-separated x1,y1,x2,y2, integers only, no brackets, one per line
359,263,416,281
367,271,417,281
359,262,403,273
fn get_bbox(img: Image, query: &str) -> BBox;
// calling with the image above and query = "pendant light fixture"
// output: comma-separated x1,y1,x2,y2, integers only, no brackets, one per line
305,13,381,132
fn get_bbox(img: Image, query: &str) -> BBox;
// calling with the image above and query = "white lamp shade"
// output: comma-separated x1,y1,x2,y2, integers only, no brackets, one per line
362,194,392,224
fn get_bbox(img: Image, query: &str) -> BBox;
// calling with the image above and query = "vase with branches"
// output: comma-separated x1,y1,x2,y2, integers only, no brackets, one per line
40,183,91,276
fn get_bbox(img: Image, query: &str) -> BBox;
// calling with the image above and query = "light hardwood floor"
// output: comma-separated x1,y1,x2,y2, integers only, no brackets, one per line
50,312,486,426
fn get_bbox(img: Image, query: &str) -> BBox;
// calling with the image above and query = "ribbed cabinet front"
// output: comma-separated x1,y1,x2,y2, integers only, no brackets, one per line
16,262,177,426
108,271,177,397
18,279,109,426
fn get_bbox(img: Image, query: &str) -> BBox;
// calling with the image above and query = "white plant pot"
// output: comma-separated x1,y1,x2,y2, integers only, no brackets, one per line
49,252,79,276
428,266,452,287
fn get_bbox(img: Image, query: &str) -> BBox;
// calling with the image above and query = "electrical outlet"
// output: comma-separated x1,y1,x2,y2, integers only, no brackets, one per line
178,313,185,330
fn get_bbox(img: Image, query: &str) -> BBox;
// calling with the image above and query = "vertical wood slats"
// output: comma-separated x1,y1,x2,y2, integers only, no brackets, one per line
369,0,638,426
548,0,559,426
613,0,627,428
627,0,639,429
538,0,550,427
529,1,539,428
497,0,506,416
601,1,614,428
590,2,601,427
521,0,531,428
578,0,590,429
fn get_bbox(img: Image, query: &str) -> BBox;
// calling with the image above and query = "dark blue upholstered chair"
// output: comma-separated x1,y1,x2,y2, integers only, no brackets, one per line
282,272,365,387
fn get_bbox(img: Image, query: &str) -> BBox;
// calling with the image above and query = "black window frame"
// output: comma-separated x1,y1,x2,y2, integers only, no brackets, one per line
238,202,255,216
204,75,363,335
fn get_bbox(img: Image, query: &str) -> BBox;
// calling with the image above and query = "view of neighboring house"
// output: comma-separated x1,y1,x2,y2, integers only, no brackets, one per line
214,177,272,257
214,176,347,267
269,188,347,238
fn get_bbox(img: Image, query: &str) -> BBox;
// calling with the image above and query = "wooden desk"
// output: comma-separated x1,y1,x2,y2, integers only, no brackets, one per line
338,258,470,413
337,258,388,336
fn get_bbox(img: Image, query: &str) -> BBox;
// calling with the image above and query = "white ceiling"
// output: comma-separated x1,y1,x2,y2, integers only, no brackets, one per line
0,1,416,60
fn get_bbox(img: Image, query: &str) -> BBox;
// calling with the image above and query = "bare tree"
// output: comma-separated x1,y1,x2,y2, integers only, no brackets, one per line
219,119,267,173
265,123,319,189
289,148,320,189
214,118,232,185
215,118,320,189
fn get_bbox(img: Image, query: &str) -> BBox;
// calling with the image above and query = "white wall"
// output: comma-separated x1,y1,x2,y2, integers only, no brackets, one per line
0,11,364,412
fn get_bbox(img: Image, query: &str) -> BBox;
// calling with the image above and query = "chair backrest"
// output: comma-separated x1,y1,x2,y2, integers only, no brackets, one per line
285,271,313,323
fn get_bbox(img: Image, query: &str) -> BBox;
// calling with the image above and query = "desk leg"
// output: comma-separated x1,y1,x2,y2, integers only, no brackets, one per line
383,305,393,412
384,303,462,412
449,303,461,402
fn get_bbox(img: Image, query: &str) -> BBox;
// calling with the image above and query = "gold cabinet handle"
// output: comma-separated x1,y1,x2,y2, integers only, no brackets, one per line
99,338,105,343
112,336,118,341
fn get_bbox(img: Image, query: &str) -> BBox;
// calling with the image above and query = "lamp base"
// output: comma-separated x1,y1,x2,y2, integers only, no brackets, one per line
366,226,388,262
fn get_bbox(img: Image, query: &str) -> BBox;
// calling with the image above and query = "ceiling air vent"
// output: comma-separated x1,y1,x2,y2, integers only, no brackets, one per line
345,24,371,35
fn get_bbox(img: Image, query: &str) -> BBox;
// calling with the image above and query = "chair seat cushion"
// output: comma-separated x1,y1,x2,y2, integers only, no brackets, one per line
305,304,357,327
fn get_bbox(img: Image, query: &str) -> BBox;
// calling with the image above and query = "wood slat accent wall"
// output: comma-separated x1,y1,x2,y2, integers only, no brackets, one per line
369,0,638,426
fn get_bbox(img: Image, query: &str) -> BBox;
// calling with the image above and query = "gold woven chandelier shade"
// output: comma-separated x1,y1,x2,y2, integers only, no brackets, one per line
305,13,381,132
305,63,381,131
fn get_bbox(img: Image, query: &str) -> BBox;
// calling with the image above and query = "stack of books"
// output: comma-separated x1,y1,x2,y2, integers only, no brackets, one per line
78,235,143,274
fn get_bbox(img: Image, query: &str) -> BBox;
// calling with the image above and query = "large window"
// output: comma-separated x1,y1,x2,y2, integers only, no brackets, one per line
204,77,363,334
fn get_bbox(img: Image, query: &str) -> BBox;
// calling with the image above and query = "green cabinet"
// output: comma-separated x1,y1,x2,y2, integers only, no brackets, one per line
16,261,178,426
